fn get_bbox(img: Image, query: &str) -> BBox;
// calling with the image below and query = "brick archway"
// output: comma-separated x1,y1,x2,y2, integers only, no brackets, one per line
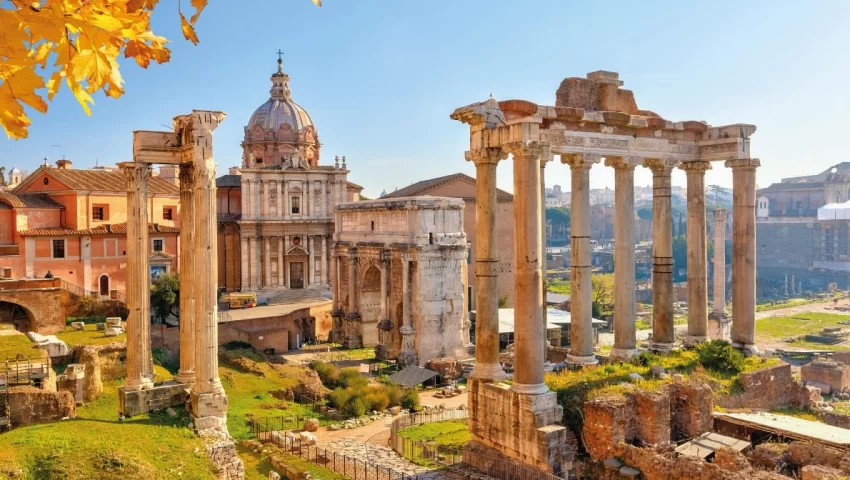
0,300,35,334
0,279,66,334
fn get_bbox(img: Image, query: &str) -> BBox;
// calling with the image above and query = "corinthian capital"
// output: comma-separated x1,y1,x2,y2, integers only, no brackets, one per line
604,155,642,170
119,162,151,190
502,141,550,160
179,163,196,193
465,147,508,166
643,158,680,175
680,160,712,175
560,153,601,169
725,158,760,170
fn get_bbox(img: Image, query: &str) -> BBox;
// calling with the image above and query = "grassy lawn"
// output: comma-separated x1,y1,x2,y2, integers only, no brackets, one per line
756,297,828,312
0,332,46,361
548,279,571,296
757,312,850,339
55,324,126,346
397,420,469,450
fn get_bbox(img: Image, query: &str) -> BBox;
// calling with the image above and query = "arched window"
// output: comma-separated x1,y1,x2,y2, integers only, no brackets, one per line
99,275,109,296
362,266,381,291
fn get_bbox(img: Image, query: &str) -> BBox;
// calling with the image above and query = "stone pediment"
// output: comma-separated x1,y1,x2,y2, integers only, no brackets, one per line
286,246,308,256
150,251,174,262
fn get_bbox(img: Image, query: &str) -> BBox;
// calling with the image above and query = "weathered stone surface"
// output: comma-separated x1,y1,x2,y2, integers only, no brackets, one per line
603,458,622,471
70,322,85,331
670,382,713,441
8,386,75,428
119,381,188,417
303,418,319,432
206,439,245,480
787,442,846,472
802,361,850,396
802,465,845,480
619,466,641,478
74,343,126,401
633,390,670,446
104,327,122,337
748,443,788,470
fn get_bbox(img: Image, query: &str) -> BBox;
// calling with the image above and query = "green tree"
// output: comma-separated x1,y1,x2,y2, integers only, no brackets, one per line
636,206,653,221
672,235,688,281
546,207,570,226
150,273,179,324
591,273,615,316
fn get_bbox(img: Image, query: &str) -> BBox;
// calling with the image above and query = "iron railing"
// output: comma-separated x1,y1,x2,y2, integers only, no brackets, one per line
251,414,332,438
388,409,468,467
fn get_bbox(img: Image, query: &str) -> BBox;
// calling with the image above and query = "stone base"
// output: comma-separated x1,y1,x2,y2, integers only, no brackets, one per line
566,353,598,366
469,362,507,381
328,329,345,344
425,358,464,380
374,343,392,361
684,335,709,347
511,382,549,395
649,342,674,354
609,348,639,361
466,379,573,477
732,342,759,356
174,370,196,385
119,381,189,417
190,389,229,435
341,335,363,349
206,439,245,479
398,349,418,367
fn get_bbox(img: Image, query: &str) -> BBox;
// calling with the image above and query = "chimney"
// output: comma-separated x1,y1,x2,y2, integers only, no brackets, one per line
55,158,72,169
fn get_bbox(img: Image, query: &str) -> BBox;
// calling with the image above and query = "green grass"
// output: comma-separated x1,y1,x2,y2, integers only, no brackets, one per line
757,312,850,339
239,443,347,480
771,408,822,423
0,332,45,361
548,279,571,296
397,420,470,450
756,298,818,312
55,324,126,346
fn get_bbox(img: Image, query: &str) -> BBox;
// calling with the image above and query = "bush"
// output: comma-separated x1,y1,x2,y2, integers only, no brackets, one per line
328,387,351,410
363,385,390,412
696,340,745,375
401,388,420,411
65,316,106,326
311,361,340,388
345,396,367,418
385,384,404,407
338,368,367,390
632,351,657,367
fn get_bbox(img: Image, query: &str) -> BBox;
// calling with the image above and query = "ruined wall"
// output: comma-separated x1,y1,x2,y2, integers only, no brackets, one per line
717,363,811,410
633,390,671,447
8,386,75,428
670,382,713,440
801,360,850,395
206,440,245,480
311,302,333,340
74,342,126,401
412,246,467,365
583,396,634,459
547,346,571,363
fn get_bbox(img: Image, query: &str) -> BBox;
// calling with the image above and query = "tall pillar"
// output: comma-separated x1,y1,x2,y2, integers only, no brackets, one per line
606,156,640,360
176,163,196,385
727,158,760,355
561,153,600,365
308,236,315,287
540,159,549,353
190,112,228,432
682,161,711,346
240,237,250,291
278,237,285,286
791,274,796,296
264,237,272,287
785,274,789,297
645,158,678,353
466,147,507,381
323,236,330,287
712,209,728,315
379,255,388,320
343,247,361,348
120,162,154,391
399,256,417,366
276,181,283,218
254,237,262,288
507,141,548,395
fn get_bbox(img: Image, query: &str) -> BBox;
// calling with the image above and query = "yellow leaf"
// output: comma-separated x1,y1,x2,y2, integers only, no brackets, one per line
46,70,63,100
70,48,113,94
83,13,127,32
311,0,322,5
29,41,53,67
0,66,48,114
180,13,198,45
189,0,207,24
0,90,32,139
65,76,94,116
124,40,151,68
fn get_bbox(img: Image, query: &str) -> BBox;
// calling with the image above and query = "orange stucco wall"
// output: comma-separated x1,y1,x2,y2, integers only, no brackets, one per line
216,188,241,216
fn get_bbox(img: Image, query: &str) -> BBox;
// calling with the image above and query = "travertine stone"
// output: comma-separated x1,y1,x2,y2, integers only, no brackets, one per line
681,160,711,346
466,147,508,381
606,156,641,360
561,153,600,365
120,162,154,391
713,209,728,315
727,158,760,355
505,141,549,394
644,158,679,353
176,163,196,385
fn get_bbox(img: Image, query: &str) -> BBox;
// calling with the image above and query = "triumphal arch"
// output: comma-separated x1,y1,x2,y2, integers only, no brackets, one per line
118,110,229,434
452,71,759,476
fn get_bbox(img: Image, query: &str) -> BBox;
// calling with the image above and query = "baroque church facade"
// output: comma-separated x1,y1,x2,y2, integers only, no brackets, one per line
217,58,362,294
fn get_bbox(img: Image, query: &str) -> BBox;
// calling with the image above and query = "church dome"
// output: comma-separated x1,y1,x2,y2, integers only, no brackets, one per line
246,57,314,133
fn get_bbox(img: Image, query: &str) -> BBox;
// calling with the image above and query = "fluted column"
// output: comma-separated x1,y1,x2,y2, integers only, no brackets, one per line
399,256,417,366
278,237,285,286
727,158,760,355
323,236,330,287
607,156,640,360
466,147,507,381
506,141,548,395
561,153,600,365
308,236,315,287
379,255,388,320
540,159,549,353
175,163,196,384
120,162,154,391
264,237,272,287
712,209,728,315
240,237,250,291
682,161,711,346
645,158,679,353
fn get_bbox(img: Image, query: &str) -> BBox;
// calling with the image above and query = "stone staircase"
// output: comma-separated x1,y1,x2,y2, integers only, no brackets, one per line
266,288,330,306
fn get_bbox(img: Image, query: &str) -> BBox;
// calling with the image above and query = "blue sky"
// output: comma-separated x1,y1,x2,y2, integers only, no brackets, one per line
2,0,849,198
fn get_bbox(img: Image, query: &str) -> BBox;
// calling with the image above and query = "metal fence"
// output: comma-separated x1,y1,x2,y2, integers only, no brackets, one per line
463,448,566,480
251,414,332,439
388,409,468,466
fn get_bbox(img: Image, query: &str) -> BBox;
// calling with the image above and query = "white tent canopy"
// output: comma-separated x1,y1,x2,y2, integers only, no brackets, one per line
818,201,850,220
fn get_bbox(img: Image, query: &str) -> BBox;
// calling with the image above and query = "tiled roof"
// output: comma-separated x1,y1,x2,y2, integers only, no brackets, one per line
382,173,513,201
15,167,179,195
19,223,179,236
347,180,364,190
216,174,242,187
0,192,64,209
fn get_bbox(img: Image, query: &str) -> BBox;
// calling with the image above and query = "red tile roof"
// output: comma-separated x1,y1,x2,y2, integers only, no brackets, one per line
381,173,513,201
19,223,179,236
0,192,64,209
15,166,179,195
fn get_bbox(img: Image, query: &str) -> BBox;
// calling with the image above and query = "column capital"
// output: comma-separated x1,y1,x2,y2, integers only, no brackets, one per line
119,162,151,189
465,147,508,165
643,158,680,175
604,155,642,170
502,140,551,161
680,160,712,174
713,208,729,221
178,163,196,192
725,158,760,170
560,153,601,169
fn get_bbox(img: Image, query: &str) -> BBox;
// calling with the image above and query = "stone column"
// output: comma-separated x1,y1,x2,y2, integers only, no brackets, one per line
254,237,262,288
240,237,250,291
264,237,272,287
283,181,290,220
645,159,678,353
727,158,760,355
323,236,330,287
682,161,711,346
379,255,388,320
712,209,728,315
507,141,548,395
276,181,283,218
120,162,154,391
190,113,228,431
606,156,640,360
399,256,417,366
561,153,600,365
278,238,285,286
308,236,315,287
343,247,361,348
175,163,196,385
540,159,549,353
466,147,507,381
254,176,261,219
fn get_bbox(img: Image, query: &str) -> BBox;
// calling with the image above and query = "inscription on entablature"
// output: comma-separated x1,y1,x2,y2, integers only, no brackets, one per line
587,137,629,149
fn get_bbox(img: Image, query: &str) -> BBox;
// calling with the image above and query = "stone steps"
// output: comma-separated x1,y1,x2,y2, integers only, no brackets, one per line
267,289,329,305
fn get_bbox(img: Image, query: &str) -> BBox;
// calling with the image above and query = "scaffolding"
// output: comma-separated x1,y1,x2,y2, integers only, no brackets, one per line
0,354,50,430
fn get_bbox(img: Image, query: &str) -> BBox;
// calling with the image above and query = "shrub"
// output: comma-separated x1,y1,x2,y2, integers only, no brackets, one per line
338,368,367,389
74,295,103,318
311,361,340,388
696,340,744,375
385,384,404,407
328,388,351,411
345,396,367,418
401,388,420,411
632,351,657,367
363,385,390,412
65,316,106,326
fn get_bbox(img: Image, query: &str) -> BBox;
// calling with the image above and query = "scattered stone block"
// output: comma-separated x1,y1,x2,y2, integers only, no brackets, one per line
303,418,319,432
807,380,833,396
658,372,668,380
672,373,684,384
269,472,281,480
603,458,622,470
70,322,85,331
104,327,122,337
96,323,105,331
628,373,643,383
106,317,122,327
165,407,177,417
299,431,317,445
389,406,402,415
619,466,641,478
650,365,665,377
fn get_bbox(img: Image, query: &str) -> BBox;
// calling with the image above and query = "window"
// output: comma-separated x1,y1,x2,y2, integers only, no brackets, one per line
92,206,104,221
255,157,264,164
52,239,65,258
163,207,174,220
152,238,164,252
291,196,300,214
